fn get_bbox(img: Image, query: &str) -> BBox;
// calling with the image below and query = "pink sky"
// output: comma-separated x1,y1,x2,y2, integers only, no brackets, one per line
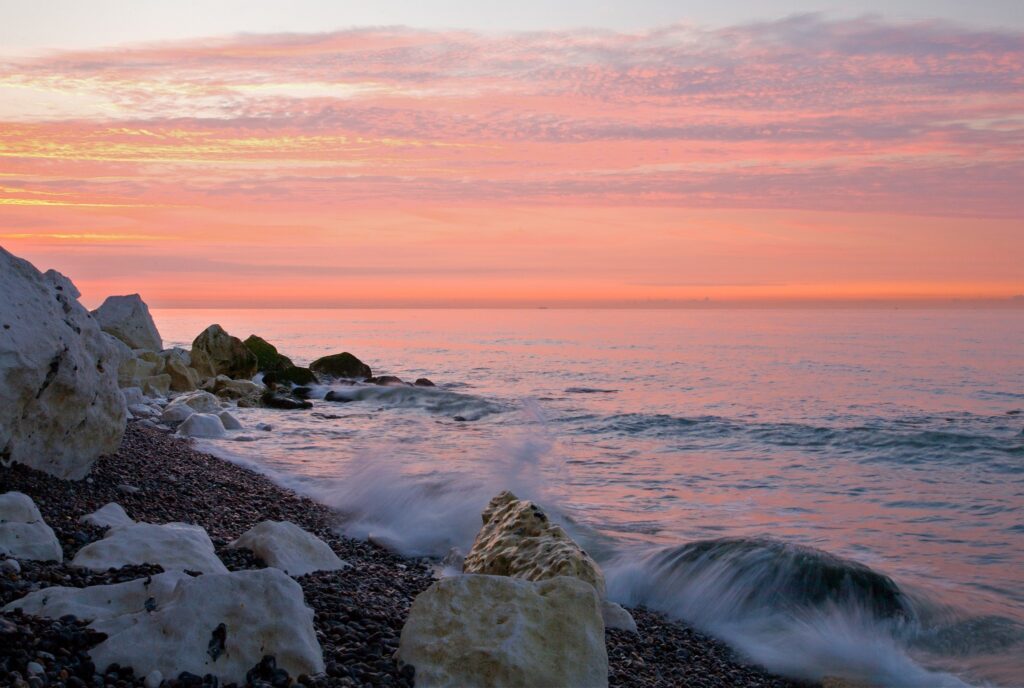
1,16,1022,307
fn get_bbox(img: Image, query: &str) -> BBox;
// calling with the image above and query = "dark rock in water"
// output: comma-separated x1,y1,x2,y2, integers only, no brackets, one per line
310,352,371,380
324,391,352,403
244,335,294,373
192,324,258,380
262,366,317,387
262,392,313,410
649,537,911,621
453,416,467,422
291,386,314,399
414,378,435,387
372,375,405,386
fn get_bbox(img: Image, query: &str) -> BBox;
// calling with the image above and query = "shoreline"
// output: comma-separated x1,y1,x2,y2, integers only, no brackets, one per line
2,421,813,688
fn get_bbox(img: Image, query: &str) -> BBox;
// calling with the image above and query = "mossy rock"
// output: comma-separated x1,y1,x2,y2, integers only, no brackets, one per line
244,335,294,373
309,352,372,380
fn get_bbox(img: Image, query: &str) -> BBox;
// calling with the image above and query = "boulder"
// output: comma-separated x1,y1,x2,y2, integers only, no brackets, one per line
397,574,607,688
159,348,200,392
91,294,162,351
167,390,222,414
262,366,317,387
0,492,63,562
159,404,194,425
262,393,313,410
212,376,264,400
373,375,406,386
0,249,127,479
72,521,228,573
309,352,371,380
191,325,258,380
139,374,171,397
414,378,436,387
177,413,227,439
464,491,606,597
8,569,324,685
121,386,147,406
80,502,134,529
243,335,294,373
231,520,348,577
218,411,242,431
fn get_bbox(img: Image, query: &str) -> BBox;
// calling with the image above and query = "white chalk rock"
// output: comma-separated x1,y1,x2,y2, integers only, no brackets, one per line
602,601,638,633
218,410,242,431
80,503,134,529
0,248,127,479
168,390,222,414
121,387,147,407
90,568,324,684
159,404,194,424
0,492,63,562
231,521,347,577
397,574,608,688
464,491,606,596
128,403,158,418
177,413,227,439
4,570,190,620
91,294,162,352
72,521,228,573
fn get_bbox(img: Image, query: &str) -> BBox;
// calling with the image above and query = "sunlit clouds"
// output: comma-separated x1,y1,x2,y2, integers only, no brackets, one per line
1,16,1022,306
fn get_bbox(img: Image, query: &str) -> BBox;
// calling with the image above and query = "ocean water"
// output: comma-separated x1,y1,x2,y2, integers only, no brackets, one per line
152,308,1024,687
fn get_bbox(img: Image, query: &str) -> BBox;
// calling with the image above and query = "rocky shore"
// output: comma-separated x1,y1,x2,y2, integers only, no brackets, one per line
2,422,812,688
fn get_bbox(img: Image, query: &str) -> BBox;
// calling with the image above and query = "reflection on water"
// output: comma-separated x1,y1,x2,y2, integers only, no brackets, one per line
154,308,1024,686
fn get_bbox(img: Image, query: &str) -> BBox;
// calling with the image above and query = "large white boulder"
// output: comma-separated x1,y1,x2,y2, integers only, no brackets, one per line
159,404,194,425
167,390,222,414
218,410,242,431
0,248,127,479
397,574,608,688
72,521,227,573
80,502,134,529
177,413,227,439
464,491,606,596
5,570,190,620
0,492,63,562
91,294,162,351
6,569,324,684
231,521,347,577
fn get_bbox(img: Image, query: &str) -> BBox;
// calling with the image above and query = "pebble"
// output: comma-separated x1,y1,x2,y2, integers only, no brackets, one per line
1,558,21,574
26,662,44,675
144,669,163,688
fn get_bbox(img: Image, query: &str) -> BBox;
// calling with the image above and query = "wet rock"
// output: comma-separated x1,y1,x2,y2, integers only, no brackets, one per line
243,335,294,374
414,378,436,387
177,413,227,439
217,411,242,431
262,393,312,410
262,367,317,387
309,352,371,380
372,376,405,386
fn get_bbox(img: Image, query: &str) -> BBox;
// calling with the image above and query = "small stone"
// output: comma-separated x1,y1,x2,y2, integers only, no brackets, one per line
26,662,44,676
1,558,21,574
143,669,163,688
117,484,140,494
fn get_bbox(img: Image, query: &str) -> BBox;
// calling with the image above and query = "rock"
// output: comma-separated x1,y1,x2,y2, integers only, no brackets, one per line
0,492,63,562
309,352,371,380
0,248,127,479
122,386,148,406
261,366,317,387
256,423,273,432
80,503,134,529
159,404,194,425
72,521,228,573
464,491,606,597
91,294,162,351
262,393,313,410
414,378,436,387
602,601,638,633
117,483,141,494
177,413,227,439
26,662,44,676
212,376,264,401
397,574,607,688
167,391,222,415
218,411,242,430
139,374,172,398
323,390,352,403
159,348,200,392
144,671,163,688
191,325,258,380
0,557,20,573
373,375,405,386
90,569,323,684
230,520,348,577
243,335,294,373
5,570,191,620
128,403,158,418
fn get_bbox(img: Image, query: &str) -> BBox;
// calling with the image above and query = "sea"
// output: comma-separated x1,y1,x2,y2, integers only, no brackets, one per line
151,308,1024,688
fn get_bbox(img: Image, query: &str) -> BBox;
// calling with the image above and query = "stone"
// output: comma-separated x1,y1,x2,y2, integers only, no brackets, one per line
144,671,163,688
191,325,258,380
373,375,405,386
177,413,227,439
167,391,222,414
218,411,242,430
159,349,201,392
72,521,228,574
80,503,134,529
139,374,172,398
414,378,436,387
464,491,606,597
91,294,162,351
0,558,20,573
397,574,607,688
262,393,313,410
230,520,348,577
309,352,371,380
128,403,158,418
0,248,127,479
0,492,63,562
262,366,317,387
243,335,294,373
90,569,323,684
5,570,191,620
159,404,194,425
212,376,264,400
121,386,147,406
602,601,638,633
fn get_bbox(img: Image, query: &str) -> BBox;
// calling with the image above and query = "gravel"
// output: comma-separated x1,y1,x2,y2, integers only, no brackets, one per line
1,422,812,688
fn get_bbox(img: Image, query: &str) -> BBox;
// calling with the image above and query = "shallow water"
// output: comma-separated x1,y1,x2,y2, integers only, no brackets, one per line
152,308,1024,687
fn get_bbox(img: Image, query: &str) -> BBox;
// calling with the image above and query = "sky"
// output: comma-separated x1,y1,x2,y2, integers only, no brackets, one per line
1,1,1022,308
